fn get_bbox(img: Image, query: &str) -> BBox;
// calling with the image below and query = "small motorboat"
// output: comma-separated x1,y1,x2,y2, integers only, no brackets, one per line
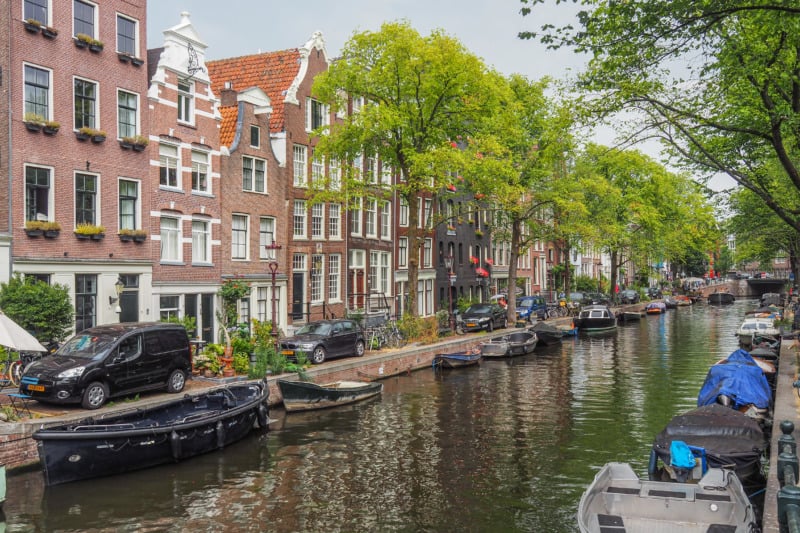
645,302,666,314
480,337,510,358
578,462,758,533
698,348,773,425
737,317,780,348
674,295,693,306
505,331,537,355
32,381,270,486
663,296,677,309
574,305,616,333
432,350,481,369
707,291,735,304
531,321,563,346
618,311,643,323
278,379,383,413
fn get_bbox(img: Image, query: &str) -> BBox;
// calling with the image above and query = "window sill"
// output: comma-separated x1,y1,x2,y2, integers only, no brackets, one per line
190,190,214,198
190,262,214,267
159,185,184,193
159,261,185,266
176,120,196,129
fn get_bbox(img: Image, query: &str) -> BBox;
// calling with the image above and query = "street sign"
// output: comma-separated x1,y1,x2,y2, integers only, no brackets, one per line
449,274,457,284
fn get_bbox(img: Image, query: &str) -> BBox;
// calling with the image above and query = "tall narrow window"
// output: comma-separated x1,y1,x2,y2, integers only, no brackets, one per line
116,15,137,56
365,198,377,237
380,252,390,294
311,154,324,184
259,217,276,259
191,150,209,193
24,0,48,24
24,65,50,119
250,125,260,148
423,238,432,267
74,274,96,333
366,156,377,184
75,173,97,225
293,200,307,238
328,254,340,301
160,216,181,262
381,201,391,240
25,166,50,222
118,179,138,231
159,144,178,187
73,0,95,38
369,251,378,291
399,238,408,268
311,254,323,302
74,78,97,130
192,219,210,263
329,158,341,190
117,90,138,139
328,203,341,238
231,214,248,260
350,198,362,235
177,79,194,124
306,98,329,131
242,156,266,193
399,197,409,227
311,204,324,239
293,145,307,186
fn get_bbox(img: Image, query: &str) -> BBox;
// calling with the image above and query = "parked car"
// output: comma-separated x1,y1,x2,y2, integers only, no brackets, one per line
647,287,663,299
619,289,640,304
461,303,509,332
585,292,611,305
19,322,191,410
516,296,547,322
569,292,586,305
280,319,365,364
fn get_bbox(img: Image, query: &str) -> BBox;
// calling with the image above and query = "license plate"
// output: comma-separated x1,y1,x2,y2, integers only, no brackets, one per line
27,384,45,392
466,322,476,327
281,350,294,356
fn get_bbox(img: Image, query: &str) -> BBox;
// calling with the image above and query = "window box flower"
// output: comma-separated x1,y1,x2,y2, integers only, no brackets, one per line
130,57,144,67
79,127,106,143
42,120,60,135
88,39,104,53
74,223,105,240
74,33,92,48
475,229,484,238
117,52,132,63
469,256,479,265
119,228,147,243
23,113,45,132
24,220,45,237
24,19,42,33
43,221,61,238
446,225,456,236
446,184,457,192
42,26,58,39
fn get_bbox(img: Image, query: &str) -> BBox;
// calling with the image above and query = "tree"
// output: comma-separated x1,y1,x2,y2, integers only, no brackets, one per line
311,21,505,316
519,1,800,234
0,275,73,344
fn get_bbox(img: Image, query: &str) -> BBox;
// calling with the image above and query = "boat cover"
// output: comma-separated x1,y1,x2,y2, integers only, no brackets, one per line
652,404,765,474
696,349,772,409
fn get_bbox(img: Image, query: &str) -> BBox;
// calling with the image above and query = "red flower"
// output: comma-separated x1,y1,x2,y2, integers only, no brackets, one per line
450,141,458,148
474,193,485,200
475,267,489,278
485,258,494,266
469,256,479,265
446,184,457,192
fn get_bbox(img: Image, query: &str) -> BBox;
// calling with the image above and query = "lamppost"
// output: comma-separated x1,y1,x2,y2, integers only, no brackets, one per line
109,276,124,318
596,259,603,293
444,254,456,332
265,242,282,344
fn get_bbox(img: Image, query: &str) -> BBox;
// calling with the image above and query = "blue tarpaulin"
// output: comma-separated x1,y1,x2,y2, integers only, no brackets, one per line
697,349,772,409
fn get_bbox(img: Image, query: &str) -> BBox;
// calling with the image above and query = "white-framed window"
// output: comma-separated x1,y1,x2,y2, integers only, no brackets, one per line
399,197,409,227
352,153,363,181
191,150,209,193
328,254,341,301
352,96,364,113
73,0,95,38
380,252,391,294
305,97,329,131
381,201,391,240
160,216,181,262
24,63,51,120
117,89,139,139
73,76,97,130
25,165,52,222
350,249,365,269
256,286,268,322
423,238,432,268
250,125,260,148
424,199,433,228
369,251,378,291
259,217,276,259
192,219,210,264
293,253,307,273
311,154,325,185
293,144,307,187
116,13,138,56
293,200,307,238
231,214,248,260
381,162,393,185
329,203,341,239
311,203,324,239
159,143,179,188
75,172,98,225
365,198,377,237
177,78,194,124
24,0,49,25
118,178,139,231
329,157,341,190
242,156,266,193
366,155,378,184
311,254,324,303
350,198,362,236
398,238,408,268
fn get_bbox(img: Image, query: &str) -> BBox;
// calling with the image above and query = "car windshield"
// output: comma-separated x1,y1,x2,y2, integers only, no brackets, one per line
518,297,535,307
295,323,332,336
57,333,118,359
569,293,583,301
466,305,491,313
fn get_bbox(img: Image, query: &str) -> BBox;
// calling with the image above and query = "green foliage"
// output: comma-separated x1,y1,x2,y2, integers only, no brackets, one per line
456,296,479,313
0,275,73,343
161,315,197,338
232,351,249,374
217,279,251,345
249,345,270,379
397,314,424,341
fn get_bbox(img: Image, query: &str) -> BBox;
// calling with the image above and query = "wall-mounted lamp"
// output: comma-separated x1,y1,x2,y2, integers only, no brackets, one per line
109,277,125,313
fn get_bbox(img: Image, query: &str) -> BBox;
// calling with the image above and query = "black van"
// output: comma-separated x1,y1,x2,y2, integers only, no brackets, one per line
20,322,191,409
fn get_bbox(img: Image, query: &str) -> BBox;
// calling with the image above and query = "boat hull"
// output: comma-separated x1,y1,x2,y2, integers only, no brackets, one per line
708,292,735,304
432,352,481,369
505,331,538,355
574,305,617,332
531,322,563,345
33,381,269,486
278,379,383,412
480,339,510,357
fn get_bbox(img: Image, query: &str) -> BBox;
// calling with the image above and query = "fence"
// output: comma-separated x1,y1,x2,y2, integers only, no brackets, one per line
777,420,800,532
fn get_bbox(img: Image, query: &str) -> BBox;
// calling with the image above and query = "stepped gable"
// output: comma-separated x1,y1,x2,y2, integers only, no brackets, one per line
207,49,301,134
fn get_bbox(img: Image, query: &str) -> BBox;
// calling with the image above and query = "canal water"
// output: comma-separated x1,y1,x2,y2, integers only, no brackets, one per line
6,300,750,532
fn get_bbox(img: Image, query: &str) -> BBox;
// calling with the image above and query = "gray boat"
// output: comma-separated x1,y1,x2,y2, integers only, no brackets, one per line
577,462,758,533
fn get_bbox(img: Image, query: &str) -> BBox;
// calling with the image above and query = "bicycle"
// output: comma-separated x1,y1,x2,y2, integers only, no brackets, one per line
385,320,407,348
0,352,23,388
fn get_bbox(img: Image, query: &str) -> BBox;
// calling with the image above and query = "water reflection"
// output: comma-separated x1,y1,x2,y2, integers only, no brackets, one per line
7,300,749,532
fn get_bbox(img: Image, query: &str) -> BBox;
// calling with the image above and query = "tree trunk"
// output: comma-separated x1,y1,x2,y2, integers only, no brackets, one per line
610,249,619,304
507,218,521,322
405,192,421,317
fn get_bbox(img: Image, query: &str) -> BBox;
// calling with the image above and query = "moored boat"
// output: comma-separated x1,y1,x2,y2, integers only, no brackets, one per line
674,295,693,306
505,331,537,355
480,337,510,357
708,291,735,304
578,462,758,533
618,310,643,322
32,381,270,486
645,302,666,314
697,348,772,425
432,350,481,369
737,317,780,348
531,321,563,346
574,305,617,333
278,379,382,413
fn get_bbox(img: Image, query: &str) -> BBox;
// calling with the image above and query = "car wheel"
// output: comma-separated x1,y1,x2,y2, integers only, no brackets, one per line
311,346,327,364
355,340,366,357
81,381,108,410
167,369,186,393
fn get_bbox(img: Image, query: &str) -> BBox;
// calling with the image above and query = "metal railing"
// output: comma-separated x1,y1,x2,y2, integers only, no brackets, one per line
777,420,800,532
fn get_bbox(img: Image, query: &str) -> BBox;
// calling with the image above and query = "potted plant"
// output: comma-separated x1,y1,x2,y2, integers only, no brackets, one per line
88,38,104,53
131,135,149,151
74,32,92,48
75,127,91,141
130,56,144,67
42,221,61,238
119,137,134,150
475,229,484,238
117,52,132,63
131,229,148,242
217,279,251,376
24,220,45,237
24,18,42,33
91,129,107,143
23,112,45,132
119,228,147,242
43,120,60,135
446,225,456,235
42,26,58,39
74,223,105,240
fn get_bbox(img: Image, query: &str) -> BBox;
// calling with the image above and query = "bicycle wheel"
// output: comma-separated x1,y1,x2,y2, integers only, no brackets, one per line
9,360,22,387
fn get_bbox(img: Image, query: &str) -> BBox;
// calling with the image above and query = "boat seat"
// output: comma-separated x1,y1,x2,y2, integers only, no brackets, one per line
597,514,625,531
6,392,33,419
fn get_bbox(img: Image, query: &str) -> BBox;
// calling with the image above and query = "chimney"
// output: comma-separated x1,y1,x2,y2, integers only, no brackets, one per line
220,81,237,107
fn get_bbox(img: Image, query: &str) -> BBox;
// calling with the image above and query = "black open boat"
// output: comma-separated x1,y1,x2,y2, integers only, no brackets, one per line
506,330,538,355
531,321,563,346
278,379,383,412
33,380,269,486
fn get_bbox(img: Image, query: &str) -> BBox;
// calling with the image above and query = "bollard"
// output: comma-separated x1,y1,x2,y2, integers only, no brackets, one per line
782,421,798,457
779,484,800,533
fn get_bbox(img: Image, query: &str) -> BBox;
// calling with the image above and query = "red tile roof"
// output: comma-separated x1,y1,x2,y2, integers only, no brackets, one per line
218,105,238,147
207,49,301,133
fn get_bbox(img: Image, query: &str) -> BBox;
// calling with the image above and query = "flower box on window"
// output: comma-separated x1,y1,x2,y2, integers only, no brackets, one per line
131,57,144,67
42,121,60,135
25,220,60,238
119,229,147,243
23,113,45,132
475,229,484,238
74,33,92,48
74,223,105,240
42,26,58,39
117,53,132,63
469,256,479,265
24,19,42,33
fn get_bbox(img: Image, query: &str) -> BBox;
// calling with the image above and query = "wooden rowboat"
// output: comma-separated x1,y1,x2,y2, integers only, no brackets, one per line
432,351,481,369
278,379,383,412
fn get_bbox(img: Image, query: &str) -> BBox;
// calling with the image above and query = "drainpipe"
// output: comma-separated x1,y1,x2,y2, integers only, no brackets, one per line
6,0,13,281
